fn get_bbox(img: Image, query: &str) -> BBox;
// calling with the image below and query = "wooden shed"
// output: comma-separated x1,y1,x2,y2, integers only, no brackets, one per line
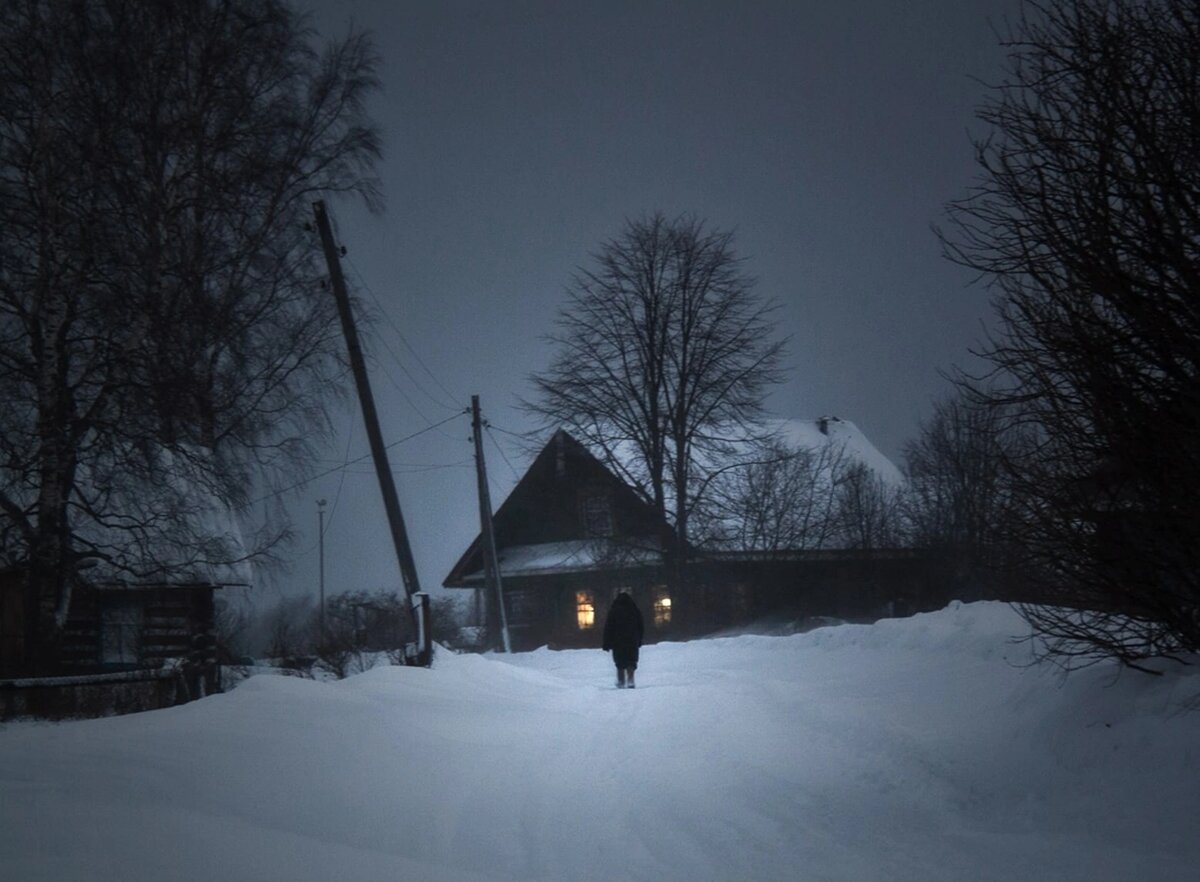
0,569,225,719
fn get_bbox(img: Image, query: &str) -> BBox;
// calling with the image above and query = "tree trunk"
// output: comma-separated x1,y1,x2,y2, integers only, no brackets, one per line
29,262,75,672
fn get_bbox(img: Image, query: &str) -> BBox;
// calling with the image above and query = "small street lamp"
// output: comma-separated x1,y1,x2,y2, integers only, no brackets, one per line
317,498,327,635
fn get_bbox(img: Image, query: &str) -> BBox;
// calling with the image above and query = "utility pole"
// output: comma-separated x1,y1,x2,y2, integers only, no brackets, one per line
312,200,429,665
471,395,511,653
317,499,327,636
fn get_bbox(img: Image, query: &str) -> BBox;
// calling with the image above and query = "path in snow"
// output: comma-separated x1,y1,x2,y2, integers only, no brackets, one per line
2,602,1198,881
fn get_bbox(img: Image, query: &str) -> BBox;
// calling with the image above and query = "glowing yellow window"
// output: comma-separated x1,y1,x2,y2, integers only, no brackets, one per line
654,592,672,627
576,591,595,629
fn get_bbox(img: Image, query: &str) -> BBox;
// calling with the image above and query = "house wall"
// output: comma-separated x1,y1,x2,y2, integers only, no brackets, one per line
491,436,663,551
482,567,672,651
59,585,217,676
0,581,221,715
699,552,947,625
468,551,947,652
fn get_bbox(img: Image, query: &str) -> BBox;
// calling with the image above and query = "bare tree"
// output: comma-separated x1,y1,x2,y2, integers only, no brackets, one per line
699,437,846,553
939,0,1200,668
314,590,408,678
527,213,786,588
429,593,476,650
903,393,1028,598
832,462,905,551
703,428,907,555
0,0,381,671
264,595,318,673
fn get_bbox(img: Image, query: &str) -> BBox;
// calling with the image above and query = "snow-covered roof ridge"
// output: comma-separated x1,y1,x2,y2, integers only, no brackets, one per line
766,416,903,487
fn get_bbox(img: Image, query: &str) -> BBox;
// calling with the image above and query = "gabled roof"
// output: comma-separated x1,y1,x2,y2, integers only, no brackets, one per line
443,430,668,587
443,419,903,586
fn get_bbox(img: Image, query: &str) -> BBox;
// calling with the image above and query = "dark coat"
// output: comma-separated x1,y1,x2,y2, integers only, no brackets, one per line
602,592,644,655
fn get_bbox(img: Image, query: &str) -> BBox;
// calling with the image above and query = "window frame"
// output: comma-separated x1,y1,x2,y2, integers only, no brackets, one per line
581,493,614,537
653,590,672,627
575,590,596,630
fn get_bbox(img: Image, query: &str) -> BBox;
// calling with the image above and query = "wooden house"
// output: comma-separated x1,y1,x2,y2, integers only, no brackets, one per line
444,429,948,651
444,430,672,650
0,568,226,719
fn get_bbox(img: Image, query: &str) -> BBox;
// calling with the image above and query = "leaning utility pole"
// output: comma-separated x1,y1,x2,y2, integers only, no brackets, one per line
471,395,511,653
312,200,429,666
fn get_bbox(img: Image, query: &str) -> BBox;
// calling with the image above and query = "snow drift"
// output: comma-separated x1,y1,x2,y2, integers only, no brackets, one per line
2,601,1197,881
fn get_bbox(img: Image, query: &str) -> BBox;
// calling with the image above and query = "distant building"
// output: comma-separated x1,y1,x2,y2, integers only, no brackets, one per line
444,426,947,651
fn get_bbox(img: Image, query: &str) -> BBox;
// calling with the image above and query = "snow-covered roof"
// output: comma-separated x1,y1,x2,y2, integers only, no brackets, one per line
600,415,901,491
460,539,662,583
768,416,903,487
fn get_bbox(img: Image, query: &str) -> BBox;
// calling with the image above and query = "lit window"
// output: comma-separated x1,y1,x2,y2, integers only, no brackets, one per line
582,495,613,537
576,591,595,629
654,592,672,627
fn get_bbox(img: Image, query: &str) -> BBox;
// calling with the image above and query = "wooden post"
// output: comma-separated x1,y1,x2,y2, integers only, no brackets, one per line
411,592,430,663
471,395,511,653
312,200,429,666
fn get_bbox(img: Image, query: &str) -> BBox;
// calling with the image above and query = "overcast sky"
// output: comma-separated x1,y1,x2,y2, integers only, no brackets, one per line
264,0,1023,610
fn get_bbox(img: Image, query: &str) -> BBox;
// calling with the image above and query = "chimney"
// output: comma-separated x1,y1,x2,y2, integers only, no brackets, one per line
555,430,566,478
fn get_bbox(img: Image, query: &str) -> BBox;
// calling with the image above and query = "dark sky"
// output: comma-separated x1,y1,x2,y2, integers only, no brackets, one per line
270,0,1022,607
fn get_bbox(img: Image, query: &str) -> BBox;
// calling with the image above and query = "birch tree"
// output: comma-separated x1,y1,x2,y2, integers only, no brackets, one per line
0,0,380,670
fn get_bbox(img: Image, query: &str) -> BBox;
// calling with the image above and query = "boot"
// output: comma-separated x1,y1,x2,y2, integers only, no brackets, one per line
626,669,635,689
617,668,626,688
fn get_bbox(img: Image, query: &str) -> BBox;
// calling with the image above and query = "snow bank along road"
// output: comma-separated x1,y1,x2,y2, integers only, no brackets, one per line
2,602,1198,881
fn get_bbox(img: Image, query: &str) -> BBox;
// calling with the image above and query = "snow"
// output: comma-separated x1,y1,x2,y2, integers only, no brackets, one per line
465,538,663,582
770,416,905,487
2,601,1198,881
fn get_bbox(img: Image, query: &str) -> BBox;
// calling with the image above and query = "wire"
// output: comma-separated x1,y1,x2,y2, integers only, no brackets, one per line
241,411,467,509
314,458,471,470
367,345,444,429
321,415,356,536
344,254,462,412
487,470,508,500
485,425,521,481
486,423,529,440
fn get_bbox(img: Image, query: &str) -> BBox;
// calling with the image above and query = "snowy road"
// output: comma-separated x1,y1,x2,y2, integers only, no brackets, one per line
2,602,1198,881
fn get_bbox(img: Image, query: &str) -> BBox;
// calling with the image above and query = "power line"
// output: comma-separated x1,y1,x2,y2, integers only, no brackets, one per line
486,423,529,440
313,458,472,470
368,346,446,429
485,425,522,481
242,411,467,509
318,461,473,476
344,254,462,412
321,414,356,536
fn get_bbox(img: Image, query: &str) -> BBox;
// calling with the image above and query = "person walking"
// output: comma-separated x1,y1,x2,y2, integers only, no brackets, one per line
602,590,644,688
